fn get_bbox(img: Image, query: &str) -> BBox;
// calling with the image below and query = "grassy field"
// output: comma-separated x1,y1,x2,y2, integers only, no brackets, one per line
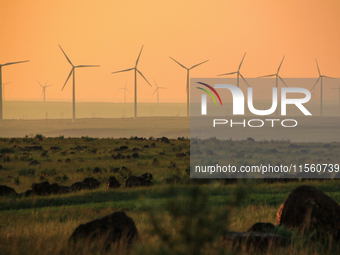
1,136,340,254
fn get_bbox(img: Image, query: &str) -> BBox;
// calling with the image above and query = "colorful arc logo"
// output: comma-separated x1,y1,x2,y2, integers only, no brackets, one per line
196,82,223,106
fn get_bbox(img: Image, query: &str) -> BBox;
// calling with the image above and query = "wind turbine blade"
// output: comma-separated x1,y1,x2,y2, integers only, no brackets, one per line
137,69,152,86
111,68,134,74
315,59,321,76
238,52,246,71
46,85,53,88
257,74,276,78
190,60,209,69
217,71,238,76
154,79,158,88
126,88,131,94
2,82,11,86
36,80,44,88
76,65,100,68
59,45,73,66
239,73,250,87
159,87,166,89
136,45,144,66
322,75,334,79
61,69,73,91
310,77,320,91
278,75,288,87
3,60,29,66
152,89,158,96
169,57,187,69
277,55,285,73
117,87,125,90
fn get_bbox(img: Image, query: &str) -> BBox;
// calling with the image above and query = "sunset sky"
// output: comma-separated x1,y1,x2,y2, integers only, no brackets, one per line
1,0,340,102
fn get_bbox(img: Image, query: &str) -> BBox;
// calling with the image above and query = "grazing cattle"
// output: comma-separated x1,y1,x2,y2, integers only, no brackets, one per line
69,211,138,251
126,173,153,188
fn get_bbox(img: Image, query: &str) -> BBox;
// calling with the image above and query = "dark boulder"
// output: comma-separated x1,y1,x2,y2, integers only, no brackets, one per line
120,146,129,150
113,153,125,160
29,160,40,166
0,185,17,196
71,178,100,191
131,153,139,159
31,182,70,195
224,231,290,252
126,173,153,188
110,167,120,173
25,146,43,151
277,185,340,240
69,211,138,250
93,167,102,174
107,177,121,188
247,222,275,233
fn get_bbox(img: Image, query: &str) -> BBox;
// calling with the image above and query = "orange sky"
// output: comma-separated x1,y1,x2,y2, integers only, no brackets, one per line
1,0,339,102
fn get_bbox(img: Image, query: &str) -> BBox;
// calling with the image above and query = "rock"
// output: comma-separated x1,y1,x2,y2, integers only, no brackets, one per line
246,137,255,142
31,181,71,195
49,146,61,151
69,211,138,250
25,146,43,151
65,158,71,163
143,145,149,149
157,136,170,143
29,160,40,166
151,143,156,148
0,185,17,196
206,149,215,156
107,177,121,188
113,153,125,160
132,148,140,152
21,189,33,197
247,223,275,233
71,178,100,191
126,173,153,188
93,167,102,174
277,185,340,240
0,164,2,169
224,231,290,252
131,153,139,158
120,146,129,150
110,167,120,173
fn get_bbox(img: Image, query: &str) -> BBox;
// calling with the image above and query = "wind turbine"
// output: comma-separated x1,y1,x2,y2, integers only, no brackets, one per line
218,52,250,88
311,87,319,104
152,80,166,103
310,59,334,116
169,57,209,117
37,81,53,102
258,56,287,116
59,45,100,122
2,81,11,101
0,60,29,124
112,46,151,119
117,81,130,103
330,85,340,106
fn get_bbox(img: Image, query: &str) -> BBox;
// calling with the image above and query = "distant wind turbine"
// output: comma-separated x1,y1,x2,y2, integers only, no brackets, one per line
330,85,340,105
310,59,334,116
152,80,166,103
117,81,130,103
169,57,209,117
0,60,29,123
311,87,319,104
218,52,250,88
2,81,11,101
258,56,287,116
112,46,151,119
59,45,100,122
37,81,53,102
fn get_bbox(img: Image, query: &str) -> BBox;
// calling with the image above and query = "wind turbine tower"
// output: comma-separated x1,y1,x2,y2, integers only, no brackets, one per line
2,82,11,101
37,81,53,102
112,46,152,119
170,57,209,117
117,81,130,103
152,80,166,103
0,60,29,124
59,45,100,122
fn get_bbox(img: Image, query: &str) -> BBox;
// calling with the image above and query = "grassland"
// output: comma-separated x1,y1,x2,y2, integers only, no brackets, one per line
1,136,340,254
